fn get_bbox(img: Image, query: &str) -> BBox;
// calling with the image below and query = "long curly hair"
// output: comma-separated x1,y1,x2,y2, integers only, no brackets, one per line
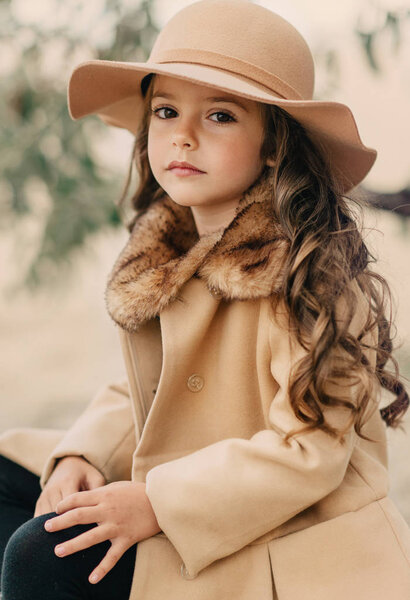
116,73,409,443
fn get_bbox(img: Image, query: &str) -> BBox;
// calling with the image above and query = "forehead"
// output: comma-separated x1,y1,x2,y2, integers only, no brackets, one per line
151,74,259,113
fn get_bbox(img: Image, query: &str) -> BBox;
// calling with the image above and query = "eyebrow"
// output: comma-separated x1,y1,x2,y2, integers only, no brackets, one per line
151,91,249,113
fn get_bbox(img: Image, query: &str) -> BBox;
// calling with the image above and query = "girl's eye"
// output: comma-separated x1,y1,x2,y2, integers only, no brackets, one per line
209,111,236,124
151,106,236,125
151,107,176,120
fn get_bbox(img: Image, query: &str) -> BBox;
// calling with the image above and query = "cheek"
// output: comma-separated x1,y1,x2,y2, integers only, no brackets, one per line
147,126,156,153
218,134,262,172
147,129,162,169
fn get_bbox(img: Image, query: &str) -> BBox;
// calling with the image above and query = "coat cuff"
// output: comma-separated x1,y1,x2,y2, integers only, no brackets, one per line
145,427,355,578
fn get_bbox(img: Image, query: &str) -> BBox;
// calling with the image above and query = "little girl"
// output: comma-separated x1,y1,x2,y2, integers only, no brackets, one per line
1,1,410,599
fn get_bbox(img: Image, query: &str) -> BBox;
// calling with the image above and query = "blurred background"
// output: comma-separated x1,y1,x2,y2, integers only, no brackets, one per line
0,0,409,521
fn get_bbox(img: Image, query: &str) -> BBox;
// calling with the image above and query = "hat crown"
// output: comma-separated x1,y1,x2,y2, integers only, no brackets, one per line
148,0,315,100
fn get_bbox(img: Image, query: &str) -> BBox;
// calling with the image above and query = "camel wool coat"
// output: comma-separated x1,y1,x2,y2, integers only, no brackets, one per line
1,170,410,600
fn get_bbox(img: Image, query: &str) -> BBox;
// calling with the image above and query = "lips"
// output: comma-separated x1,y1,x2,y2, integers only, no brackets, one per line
167,160,204,172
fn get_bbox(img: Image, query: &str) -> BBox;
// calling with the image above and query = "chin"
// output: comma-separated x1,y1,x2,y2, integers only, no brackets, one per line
166,195,196,207
163,189,203,205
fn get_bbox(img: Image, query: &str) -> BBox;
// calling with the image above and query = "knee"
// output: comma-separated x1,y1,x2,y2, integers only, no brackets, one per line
3,512,57,569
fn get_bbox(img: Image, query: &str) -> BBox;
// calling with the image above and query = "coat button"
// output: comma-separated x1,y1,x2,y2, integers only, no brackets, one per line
187,374,204,392
180,562,196,580
208,285,222,298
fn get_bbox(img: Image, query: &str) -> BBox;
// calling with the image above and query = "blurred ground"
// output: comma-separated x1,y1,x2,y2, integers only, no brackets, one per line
0,206,409,524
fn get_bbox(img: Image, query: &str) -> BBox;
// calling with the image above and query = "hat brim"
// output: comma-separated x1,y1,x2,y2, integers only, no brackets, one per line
68,60,377,193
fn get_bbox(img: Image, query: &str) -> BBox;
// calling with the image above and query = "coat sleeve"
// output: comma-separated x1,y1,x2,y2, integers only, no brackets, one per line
40,378,136,488
145,282,379,578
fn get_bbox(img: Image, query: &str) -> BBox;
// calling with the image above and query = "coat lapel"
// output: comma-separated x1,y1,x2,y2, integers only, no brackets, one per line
105,167,290,332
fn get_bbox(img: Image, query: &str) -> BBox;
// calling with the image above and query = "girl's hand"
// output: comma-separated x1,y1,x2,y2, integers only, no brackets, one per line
34,455,105,518
43,481,162,584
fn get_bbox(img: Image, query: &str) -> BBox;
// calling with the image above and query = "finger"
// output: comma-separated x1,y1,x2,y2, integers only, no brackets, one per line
34,490,62,518
47,489,64,513
34,501,47,518
86,471,106,490
53,524,109,558
88,542,127,584
34,495,49,518
44,506,101,533
56,489,99,514
60,482,83,501
34,501,52,518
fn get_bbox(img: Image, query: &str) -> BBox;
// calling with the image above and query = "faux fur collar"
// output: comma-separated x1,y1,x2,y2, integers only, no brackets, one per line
105,167,290,332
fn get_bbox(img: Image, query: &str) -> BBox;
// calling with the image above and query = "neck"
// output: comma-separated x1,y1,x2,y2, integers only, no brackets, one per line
190,199,240,237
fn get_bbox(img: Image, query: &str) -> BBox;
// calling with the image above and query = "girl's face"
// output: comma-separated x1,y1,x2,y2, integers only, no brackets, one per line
147,75,268,212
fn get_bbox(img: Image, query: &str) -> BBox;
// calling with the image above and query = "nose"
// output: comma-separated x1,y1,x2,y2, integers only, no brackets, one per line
171,116,198,150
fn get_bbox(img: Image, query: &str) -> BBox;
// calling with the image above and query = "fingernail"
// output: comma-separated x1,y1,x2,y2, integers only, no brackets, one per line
44,521,52,531
55,545,65,556
89,573,99,583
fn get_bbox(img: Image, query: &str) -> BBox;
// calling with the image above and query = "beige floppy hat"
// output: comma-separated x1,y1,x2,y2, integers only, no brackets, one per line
67,0,377,193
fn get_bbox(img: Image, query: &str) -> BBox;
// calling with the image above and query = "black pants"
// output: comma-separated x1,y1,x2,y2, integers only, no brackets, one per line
0,454,137,599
